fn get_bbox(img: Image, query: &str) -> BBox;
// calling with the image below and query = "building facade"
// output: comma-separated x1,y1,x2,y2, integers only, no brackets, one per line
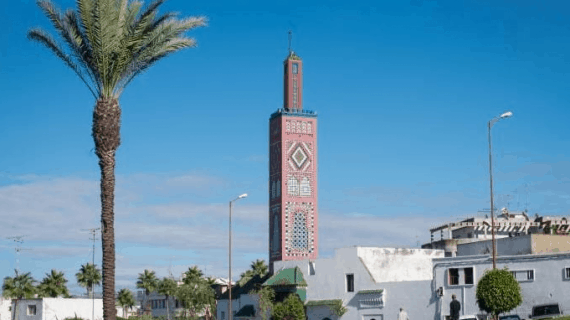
12,298,104,320
269,50,319,270
434,252,570,319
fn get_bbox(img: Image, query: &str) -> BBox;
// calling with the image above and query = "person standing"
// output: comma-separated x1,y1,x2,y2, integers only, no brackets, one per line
398,307,409,320
450,294,461,320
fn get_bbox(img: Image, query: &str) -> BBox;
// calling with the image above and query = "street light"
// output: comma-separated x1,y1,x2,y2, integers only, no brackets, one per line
488,111,513,269
229,193,247,320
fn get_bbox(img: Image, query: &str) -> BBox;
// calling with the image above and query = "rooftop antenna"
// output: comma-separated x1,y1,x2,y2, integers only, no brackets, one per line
6,235,31,272
168,256,174,279
80,227,100,320
288,30,292,55
524,183,530,212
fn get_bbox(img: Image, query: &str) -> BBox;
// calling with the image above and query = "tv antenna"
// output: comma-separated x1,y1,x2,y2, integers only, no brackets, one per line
80,228,100,267
288,30,292,54
80,227,100,320
6,235,31,272
168,256,175,279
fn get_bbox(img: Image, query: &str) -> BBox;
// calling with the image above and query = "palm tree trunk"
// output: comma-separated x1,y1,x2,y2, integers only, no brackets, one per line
93,97,121,320
166,295,170,320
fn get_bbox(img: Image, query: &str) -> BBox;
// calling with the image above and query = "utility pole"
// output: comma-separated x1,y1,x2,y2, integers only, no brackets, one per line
81,228,100,320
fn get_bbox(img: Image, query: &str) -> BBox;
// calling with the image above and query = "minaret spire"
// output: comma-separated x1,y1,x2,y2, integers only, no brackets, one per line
288,30,292,55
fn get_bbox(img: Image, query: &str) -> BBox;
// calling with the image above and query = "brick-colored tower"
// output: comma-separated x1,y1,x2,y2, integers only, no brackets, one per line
269,51,318,271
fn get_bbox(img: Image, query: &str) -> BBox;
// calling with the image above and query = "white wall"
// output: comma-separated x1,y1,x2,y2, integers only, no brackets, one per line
0,298,12,320
357,247,444,283
42,298,103,320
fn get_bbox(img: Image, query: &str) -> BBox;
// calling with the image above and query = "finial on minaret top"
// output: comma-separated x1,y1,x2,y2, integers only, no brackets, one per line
288,30,292,55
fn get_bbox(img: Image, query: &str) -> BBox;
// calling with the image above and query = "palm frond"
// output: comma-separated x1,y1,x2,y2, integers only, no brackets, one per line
28,28,97,98
62,9,102,92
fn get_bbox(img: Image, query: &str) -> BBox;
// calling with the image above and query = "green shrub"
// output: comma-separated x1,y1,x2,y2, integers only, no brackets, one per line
476,268,522,318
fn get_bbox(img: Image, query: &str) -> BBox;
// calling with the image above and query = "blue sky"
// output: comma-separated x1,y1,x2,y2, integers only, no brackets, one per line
1,0,569,295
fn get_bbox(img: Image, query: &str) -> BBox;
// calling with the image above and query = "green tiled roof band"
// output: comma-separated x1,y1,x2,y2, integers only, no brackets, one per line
263,267,308,287
306,299,343,306
357,289,384,294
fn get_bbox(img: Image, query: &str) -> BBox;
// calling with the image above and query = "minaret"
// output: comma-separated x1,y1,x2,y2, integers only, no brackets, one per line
269,39,318,272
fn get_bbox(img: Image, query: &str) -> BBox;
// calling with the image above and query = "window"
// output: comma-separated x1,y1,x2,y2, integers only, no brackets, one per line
346,274,354,292
510,269,535,282
271,181,276,199
27,305,36,316
288,176,299,196
221,311,225,320
292,63,298,74
300,177,311,196
291,212,308,250
276,180,281,197
565,267,570,280
449,268,459,285
448,267,474,286
464,267,474,285
309,261,316,275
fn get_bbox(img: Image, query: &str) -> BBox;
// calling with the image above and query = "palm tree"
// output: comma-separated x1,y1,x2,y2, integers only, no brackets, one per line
37,269,70,298
76,263,102,297
28,2,206,320
116,288,136,318
238,259,268,286
251,259,268,275
157,278,177,320
136,269,158,315
182,266,203,284
2,270,37,320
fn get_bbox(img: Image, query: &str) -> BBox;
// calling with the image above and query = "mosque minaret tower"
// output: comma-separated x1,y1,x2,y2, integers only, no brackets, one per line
269,44,319,271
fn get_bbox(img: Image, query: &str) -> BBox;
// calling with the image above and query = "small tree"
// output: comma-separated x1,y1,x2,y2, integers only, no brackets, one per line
116,289,136,318
38,269,70,298
255,286,275,320
2,270,37,320
136,269,159,315
330,300,348,318
476,268,522,319
271,294,305,320
158,278,177,320
76,263,101,298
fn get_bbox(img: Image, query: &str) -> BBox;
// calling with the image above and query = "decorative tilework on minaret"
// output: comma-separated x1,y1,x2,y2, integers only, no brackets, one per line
269,51,318,271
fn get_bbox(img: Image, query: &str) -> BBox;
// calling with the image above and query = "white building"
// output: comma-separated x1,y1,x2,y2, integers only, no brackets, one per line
9,298,138,320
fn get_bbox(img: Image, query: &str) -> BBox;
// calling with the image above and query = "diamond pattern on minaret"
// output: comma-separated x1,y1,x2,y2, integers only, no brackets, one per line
292,147,307,168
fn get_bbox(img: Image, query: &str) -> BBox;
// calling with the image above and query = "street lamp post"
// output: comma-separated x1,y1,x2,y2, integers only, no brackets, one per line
229,193,247,320
488,111,513,269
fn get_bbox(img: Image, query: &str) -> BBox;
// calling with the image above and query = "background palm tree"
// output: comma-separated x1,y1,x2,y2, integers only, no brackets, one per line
182,266,203,284
37,269,70,298
2,270,37,320
76,263,102,297
28,2,206,319
116,288,136,318
136,269,158,315
251,259,269,275
157,277,177,320
239,259,269,286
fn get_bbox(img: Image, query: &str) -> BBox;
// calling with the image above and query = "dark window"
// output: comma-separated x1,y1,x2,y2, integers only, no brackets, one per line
449,268,459,285
346,274,354,292
527,270,534,280
565,267,570,279
27,305,36,316
465,267,474,285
